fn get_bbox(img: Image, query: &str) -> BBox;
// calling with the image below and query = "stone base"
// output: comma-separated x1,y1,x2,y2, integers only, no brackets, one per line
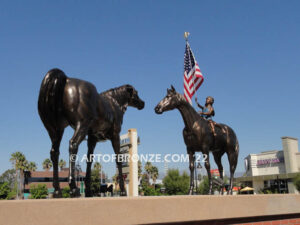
0,194,300,225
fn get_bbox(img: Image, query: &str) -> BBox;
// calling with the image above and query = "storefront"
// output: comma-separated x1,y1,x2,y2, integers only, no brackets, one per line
236,136,300,194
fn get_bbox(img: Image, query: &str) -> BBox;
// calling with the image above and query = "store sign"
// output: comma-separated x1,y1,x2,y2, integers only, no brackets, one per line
257,157,283,165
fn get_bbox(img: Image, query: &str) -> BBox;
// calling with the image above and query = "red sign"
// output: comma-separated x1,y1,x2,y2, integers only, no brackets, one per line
210,169,220,177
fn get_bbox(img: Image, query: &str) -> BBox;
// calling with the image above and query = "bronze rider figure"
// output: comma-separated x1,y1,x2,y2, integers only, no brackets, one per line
195,96,225,136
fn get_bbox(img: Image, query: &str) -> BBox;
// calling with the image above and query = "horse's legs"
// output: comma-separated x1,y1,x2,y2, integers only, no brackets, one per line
204,151,213,195
111,134,126,196
48,127,64,198
68,124,89,197
85,134,97,197
227,150,238,195
188,149,195,195
213,152,224,195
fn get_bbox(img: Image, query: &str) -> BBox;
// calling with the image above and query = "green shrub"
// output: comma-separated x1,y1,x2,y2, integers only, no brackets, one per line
29,184,48,199
196,177,210,195
0,182,11,199
163,169,189,195
62,187,70,198
293,173,300,192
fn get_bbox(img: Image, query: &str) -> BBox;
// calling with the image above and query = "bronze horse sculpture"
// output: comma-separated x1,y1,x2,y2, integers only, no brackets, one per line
155,86,239,194
38,68,144,197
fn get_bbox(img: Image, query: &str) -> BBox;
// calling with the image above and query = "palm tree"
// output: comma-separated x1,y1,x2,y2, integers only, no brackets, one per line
138,160,142,181
93,162,102,171
151,166,159,185
93,162,102,183
144,161,153,181
10,152,27,199
42,158,52,171
22,161,37,194
59,159,66,171
28,162,37,172
10,152,26,171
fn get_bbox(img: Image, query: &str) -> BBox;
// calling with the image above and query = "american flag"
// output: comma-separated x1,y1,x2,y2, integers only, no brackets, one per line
183,42,204,105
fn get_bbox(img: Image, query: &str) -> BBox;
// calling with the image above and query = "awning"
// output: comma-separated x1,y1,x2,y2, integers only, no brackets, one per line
240,186,254,192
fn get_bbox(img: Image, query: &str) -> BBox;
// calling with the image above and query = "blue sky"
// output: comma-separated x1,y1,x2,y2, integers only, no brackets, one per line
0,1,300,178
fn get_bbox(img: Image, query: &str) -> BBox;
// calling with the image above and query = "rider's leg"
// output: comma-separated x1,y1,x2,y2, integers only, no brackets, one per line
209,120,216,136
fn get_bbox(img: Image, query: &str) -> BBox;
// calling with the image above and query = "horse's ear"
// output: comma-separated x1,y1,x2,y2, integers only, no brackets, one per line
126,85,134,97
171,85,176,92
167,88,171,93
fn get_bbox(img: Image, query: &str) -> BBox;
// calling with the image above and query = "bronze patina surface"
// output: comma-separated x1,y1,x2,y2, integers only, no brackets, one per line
155,86,239,194
38,68,144,197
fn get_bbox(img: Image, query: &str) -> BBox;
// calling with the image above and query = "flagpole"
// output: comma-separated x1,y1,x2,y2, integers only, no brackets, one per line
184,32,196,104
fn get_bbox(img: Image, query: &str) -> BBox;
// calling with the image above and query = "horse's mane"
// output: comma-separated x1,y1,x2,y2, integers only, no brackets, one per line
100,85,126,97
177,92,201,117
99,85,130,113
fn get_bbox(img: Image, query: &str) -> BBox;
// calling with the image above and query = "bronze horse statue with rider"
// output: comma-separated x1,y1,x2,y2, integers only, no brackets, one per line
155,85,239,194
38,68,144,197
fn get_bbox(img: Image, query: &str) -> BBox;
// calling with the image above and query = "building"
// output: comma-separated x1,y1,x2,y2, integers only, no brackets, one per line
236,136,300,194
117,128,139,197
24,168,86,198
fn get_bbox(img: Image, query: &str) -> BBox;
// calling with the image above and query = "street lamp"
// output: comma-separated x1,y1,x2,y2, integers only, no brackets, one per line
194,161,202,194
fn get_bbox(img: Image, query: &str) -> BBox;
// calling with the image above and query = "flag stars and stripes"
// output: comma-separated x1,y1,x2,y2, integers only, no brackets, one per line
183,42,204,105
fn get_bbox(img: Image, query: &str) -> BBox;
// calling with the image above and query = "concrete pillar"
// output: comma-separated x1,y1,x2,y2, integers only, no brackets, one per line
128,129,138,197
288,182,299,194
253,180,264,194
282,137,299,173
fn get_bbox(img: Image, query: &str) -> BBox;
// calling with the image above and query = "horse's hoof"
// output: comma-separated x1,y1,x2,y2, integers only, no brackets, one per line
53,190,62,198
120,191,127,196
85,190,93,197
70,188,81,197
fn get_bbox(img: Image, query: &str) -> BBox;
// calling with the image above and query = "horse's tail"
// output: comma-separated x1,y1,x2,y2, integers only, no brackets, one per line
38,68,67,129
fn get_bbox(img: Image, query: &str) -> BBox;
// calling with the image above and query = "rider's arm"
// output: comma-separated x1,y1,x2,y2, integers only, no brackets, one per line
201,106,214,116
195,97,203,110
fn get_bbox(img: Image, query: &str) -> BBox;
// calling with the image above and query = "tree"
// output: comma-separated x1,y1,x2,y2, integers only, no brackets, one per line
42,158,52,171
293,173,300,192
28,162,37,172
10,152,26,171
151,166,159,185
29,184,48,199
0,182,11,199
10,152,27,199
93,162,102,171
90,165,101,196
140,173,149,186
163,169,189,195
196,176,210,195
0,169,16,190
59,159,66,171
144,161,153,181
138,160,142,180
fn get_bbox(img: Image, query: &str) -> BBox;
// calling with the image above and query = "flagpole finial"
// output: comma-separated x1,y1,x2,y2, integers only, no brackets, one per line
184,32,190,41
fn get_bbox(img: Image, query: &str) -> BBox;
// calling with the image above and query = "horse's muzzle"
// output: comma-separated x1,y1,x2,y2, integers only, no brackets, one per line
138,100,145,110
154,106,163,114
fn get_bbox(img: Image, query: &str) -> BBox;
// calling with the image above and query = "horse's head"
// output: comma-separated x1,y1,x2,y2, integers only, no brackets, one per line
155,85,180,114
125,85,145,110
